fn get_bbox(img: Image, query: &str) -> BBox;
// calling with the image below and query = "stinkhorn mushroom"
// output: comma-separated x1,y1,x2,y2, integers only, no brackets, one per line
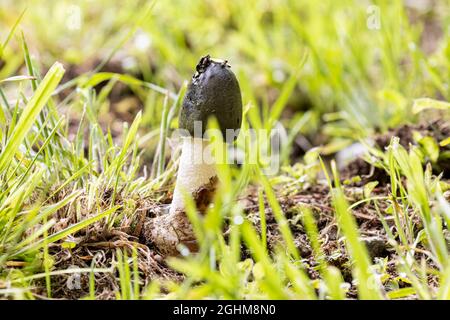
143,55,242,256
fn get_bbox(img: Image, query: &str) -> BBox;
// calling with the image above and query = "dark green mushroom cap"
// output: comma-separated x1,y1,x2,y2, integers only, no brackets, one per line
179,55,242,141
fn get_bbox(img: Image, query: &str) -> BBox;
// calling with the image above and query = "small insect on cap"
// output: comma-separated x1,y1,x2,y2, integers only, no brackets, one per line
179,55,243,142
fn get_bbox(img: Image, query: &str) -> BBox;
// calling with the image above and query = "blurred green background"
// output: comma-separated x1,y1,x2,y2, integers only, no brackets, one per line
1,0,448,152
1,0,450,300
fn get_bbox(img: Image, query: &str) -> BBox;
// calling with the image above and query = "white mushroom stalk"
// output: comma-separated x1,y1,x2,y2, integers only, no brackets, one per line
170,136,217,215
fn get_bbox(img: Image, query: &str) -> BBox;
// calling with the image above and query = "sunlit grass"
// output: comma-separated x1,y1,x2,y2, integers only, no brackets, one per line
0,0,449,300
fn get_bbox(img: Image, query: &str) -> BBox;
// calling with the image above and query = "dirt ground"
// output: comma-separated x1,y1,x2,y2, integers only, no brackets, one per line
38,120,449,299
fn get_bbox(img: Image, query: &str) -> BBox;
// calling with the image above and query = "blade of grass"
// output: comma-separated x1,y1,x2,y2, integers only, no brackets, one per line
0,62,65,172
14,205,120,257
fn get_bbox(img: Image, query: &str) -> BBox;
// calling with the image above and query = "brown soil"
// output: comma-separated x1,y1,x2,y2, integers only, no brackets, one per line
341,119,450,183
35,197,182,299
29,120,449,299
237,182,394,297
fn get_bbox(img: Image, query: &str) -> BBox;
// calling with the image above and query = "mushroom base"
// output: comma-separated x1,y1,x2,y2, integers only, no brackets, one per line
142,176,218,256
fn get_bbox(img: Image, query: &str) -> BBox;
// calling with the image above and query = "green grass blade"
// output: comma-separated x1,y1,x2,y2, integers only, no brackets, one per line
0,62,64,172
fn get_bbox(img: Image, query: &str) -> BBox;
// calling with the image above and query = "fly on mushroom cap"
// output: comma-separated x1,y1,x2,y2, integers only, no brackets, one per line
179,55,243,141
